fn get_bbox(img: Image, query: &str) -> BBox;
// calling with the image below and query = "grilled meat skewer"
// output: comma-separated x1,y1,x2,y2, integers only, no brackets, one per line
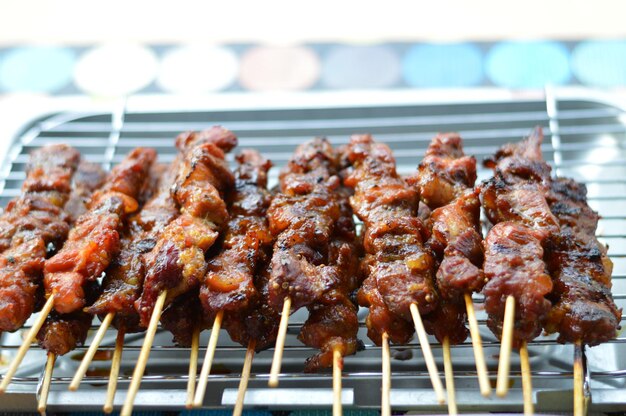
481,127,558,346
344,134,437,345
409,134,484,345
44,148,157,315
0,145,81,332
87,162,178,332
136,127,237,327
544,177,621,345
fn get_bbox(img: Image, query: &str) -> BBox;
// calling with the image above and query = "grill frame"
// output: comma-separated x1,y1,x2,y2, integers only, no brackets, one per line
0,88,625,413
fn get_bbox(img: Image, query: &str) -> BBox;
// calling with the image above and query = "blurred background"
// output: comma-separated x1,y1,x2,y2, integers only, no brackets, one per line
1,0,626,100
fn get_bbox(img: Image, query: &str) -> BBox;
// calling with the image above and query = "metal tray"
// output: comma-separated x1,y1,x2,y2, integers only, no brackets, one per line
0,88,624,413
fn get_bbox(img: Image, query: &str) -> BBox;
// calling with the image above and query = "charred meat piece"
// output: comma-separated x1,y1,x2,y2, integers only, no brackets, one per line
37,281,100,356
64,161,107,224
299,188,362,372
0,145,80,332
483,222,552,345
87,161,178,332
222,265,280,352
267,138,361,370
544,178,621,345
267,141,342,312
480,127,555,345
408,133,477,209
136,127,236,327
344,134,436,345
44,148,156,314
267,138,342,311
160,290,204,347
415,134,483,345
200,150,273,318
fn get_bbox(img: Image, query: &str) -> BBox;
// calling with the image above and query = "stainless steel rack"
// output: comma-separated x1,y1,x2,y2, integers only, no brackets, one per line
0,89,624,413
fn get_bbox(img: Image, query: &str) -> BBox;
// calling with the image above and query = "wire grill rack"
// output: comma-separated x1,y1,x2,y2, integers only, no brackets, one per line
0,90,625,413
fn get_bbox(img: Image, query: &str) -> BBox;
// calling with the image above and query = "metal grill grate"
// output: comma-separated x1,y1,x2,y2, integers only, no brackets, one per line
0,90,625,413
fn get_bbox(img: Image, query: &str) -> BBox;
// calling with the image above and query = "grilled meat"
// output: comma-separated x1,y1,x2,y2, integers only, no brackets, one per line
64,161,107,224
544,177,621,345
344,134,436,345
200,150,273,317
414,134,483,345
481,128,556,345
0,145,80,332
136,127,237,327
299,188,362,371
87,161,179,332
44,148,156,314
37,281,99,356
267,138,342,311
409,133,477,209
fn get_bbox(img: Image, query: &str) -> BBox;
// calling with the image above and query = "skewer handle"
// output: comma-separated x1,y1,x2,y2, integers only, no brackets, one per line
103,328,125,414
409,302,446,405
120,290,167,416
520,341,534,416
233,340,256,416
573,340,585,416
185,326,200,409
268,297,291,387
496,295,515,397
464,293,491,397
442,337,457,416
70,311,114,391
0,295,55,393
381,332,391,416
193,309,223,408
333,347,343,416
37,353,56,415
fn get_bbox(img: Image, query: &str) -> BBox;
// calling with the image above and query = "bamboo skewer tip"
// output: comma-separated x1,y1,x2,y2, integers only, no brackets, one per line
520,341,534,416
333,347,343,416
409,302,446,405
120,290,167,416
233,340,256,416
464,293,491,397
0,295,55,394
268,297,291,388
69,311,115,391
192,310,224,408
573,340,585,416
442,337,458,416
381,332,391,416
103,328,125,414
496,295,516,398
185,326,201,409
37,353,56,415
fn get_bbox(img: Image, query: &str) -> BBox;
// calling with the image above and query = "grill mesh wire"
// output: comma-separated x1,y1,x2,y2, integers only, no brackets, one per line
0,93,624,411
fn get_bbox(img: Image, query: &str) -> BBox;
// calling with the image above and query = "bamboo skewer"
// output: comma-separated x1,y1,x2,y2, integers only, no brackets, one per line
103,328,125,414
268,297,291,387
185,326,200,409
192,309,224,408
333,347,343,416
574,340,585,416
233,340,256,416
464,293,491,396
0,295,55,393
37,352,56,415
69,311,115,391
409,302,446,405
120,290,167,416
381,332,391,416
496,295,515,397
520,341,534,416
442,337,457,416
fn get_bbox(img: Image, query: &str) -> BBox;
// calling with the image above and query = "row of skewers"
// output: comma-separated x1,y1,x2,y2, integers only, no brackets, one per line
0,126,620,416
